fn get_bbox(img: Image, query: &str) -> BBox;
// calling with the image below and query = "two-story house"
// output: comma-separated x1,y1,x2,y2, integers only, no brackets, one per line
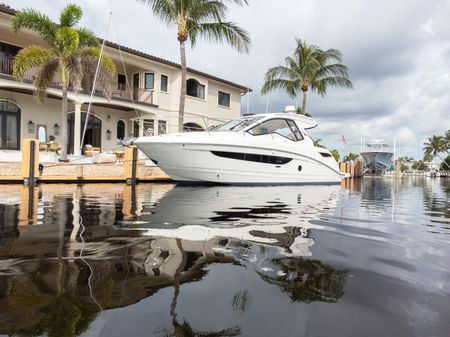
0,4,249,157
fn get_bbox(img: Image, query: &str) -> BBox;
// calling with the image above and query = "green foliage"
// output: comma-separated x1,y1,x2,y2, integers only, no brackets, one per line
411,160,428,171
261,38,353,113
313,138,325,148
330,149,340,162
423,135,445,157
441,155,450,171
138,0,251,51
342,153,359,163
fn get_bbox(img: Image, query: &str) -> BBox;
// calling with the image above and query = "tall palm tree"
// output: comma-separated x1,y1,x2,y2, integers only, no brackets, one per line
262,38,353,115
12,4,116,161
137,0,251,132
423,135,450,170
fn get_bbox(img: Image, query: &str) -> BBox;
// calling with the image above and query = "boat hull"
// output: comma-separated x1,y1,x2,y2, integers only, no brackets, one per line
360,151,393,174
135,138,343,185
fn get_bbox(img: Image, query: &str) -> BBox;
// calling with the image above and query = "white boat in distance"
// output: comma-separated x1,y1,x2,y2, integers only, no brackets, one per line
360,140,394,175
135,113,344,184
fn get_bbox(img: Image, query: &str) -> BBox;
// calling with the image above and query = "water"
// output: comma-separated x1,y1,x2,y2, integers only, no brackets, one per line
0,177,449,337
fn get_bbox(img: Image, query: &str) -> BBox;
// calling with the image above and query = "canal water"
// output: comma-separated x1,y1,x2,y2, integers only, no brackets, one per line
0,177,449,337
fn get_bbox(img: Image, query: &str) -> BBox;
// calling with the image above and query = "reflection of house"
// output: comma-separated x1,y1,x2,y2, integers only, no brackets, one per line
0,4,248,158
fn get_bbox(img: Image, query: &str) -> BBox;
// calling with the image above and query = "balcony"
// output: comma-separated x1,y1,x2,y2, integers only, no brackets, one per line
0,57,13,76
0,57,154,106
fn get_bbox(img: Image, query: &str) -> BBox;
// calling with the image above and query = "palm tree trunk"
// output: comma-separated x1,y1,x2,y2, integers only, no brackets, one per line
301,90,307,114
437,153,450,171
178,40,187,132
60,83,69,161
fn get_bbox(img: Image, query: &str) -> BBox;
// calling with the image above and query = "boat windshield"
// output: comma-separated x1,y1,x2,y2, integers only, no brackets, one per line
212,116,264,132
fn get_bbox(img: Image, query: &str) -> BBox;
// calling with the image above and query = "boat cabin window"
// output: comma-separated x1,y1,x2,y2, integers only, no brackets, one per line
213,116,263,132
248,118,303,141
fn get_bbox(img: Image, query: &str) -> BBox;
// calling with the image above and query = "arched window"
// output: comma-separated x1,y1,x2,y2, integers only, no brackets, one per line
186,79,205,99
0,100,21,150
117,120,125,140
183,122,204,132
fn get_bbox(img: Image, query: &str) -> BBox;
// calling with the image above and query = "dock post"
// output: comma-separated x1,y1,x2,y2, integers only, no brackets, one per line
22,139,39,186
124,145,138,185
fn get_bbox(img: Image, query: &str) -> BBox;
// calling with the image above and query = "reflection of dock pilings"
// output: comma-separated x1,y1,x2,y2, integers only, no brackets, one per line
18,186,38,225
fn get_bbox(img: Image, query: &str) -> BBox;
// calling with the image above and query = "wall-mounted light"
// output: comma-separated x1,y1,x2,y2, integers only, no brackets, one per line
107,114,111,121
28,120,35,134
53,123,60,135
106,129,112,140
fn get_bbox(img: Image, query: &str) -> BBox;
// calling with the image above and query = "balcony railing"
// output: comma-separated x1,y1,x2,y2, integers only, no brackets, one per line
1,57,155,105
0,57,13,76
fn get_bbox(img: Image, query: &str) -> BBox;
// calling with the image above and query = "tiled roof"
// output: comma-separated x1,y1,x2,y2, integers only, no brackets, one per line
0,3,251,93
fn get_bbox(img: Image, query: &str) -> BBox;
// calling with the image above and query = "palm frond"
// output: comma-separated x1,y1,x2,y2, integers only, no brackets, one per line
78,47,116,75
137,0,178,24
59,4,83,27
12,45,54,79
261,78,298,98
193,21,250,53
55,27,80,56
77,28,99,47
11,8,56,45
33,58,59,101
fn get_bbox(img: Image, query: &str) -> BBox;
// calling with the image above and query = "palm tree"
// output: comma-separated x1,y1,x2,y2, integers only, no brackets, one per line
313,138,325,148
423,135,450,170
138,0,251,132
330,149,340,162
444,130,450,152
12,4,116,161
262,38,353,115
342,153,359,163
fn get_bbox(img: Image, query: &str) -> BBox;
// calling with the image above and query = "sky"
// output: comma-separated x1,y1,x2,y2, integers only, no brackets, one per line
5,0,450,158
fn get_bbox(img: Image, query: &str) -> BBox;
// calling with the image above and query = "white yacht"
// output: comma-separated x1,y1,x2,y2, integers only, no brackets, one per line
360,140,394,175
135,113,344,184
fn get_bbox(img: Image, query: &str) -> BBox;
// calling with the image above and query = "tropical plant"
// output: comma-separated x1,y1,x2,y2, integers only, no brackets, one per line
295,106,312,117
411,160,428,172
313,138,325,148
12,4,116,161
423,135,450,170
342,152,359,163
262,38,353,115
444,130,450,152
137,0,251,132
441,155,450,171
330,149,340,162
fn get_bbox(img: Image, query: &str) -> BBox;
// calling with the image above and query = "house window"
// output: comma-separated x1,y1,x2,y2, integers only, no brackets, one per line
143,119,154,136
158,120,167,134
218,91,230,107
133,120,140,137
0,100,20,150
161,75,168,92
144,73,154,89
117,74,126,91
187,79,205,99
117,120,125,140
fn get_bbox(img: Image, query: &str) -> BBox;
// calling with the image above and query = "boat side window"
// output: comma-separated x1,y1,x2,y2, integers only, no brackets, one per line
286,120,304,141
214,116,263,132
248,118,297,141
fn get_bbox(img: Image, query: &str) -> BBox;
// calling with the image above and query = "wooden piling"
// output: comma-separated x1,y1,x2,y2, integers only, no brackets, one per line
124,145,138,185
22,139,39,186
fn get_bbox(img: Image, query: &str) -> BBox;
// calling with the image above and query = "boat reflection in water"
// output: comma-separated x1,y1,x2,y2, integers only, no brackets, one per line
0,183,348,337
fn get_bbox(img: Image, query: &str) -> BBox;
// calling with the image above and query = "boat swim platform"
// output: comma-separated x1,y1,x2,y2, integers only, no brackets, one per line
0,140,172,184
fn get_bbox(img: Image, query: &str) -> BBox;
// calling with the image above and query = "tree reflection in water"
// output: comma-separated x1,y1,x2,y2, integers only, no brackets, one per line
256,257,348,303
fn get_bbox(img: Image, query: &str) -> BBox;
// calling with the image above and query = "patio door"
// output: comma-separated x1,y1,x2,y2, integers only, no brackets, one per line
68,112,102,154
0,101,20,150
133,73,139,100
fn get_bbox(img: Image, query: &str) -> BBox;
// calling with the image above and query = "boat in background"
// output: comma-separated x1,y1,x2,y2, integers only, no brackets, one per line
360,140,394,175
135,113,344,185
